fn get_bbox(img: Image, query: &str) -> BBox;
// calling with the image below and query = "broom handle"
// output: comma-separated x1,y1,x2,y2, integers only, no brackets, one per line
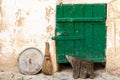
45,42,50,57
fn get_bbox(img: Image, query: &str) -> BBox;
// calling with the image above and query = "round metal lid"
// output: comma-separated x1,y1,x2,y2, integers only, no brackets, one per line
18,47,44,75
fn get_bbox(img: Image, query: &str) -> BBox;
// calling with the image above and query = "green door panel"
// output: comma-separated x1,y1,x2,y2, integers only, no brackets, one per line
93,4,106,18
53,4,107,63
93,22,106,59
84,5,93,60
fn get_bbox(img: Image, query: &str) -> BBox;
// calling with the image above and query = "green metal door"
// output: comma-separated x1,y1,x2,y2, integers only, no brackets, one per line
52,4,106,63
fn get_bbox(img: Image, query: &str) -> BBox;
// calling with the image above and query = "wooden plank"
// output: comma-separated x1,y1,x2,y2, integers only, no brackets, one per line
74,5,85,58
93,22,106,59
56,41,65,63
63,5,74,57
93,4,107,18
63,5,74,36
63,4,74,18
56,5,64,36
57,17,105,22
56,5,65,63
93,4,106,60
64,41,74,57
57,5,63,18
52,36,84,40
84,5,93,59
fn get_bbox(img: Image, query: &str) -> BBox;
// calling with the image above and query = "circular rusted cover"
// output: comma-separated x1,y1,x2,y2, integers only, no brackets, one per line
18,47,44,75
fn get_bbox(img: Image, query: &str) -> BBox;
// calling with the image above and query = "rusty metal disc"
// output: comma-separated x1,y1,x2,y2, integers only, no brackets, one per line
18,47,44,75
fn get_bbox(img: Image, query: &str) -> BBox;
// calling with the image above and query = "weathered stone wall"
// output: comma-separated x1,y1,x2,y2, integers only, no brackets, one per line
0,0,56,71
106,0,120,76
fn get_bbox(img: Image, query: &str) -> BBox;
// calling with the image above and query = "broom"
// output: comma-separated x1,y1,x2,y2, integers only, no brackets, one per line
42,42,54,75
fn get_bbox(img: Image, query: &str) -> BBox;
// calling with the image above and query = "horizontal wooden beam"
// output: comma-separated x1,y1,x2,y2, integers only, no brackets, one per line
57,17,106,22
52,36,84,40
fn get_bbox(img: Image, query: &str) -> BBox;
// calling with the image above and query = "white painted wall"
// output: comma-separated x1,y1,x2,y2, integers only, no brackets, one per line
106,0,120,76
0,0,56,71
57,0,111,4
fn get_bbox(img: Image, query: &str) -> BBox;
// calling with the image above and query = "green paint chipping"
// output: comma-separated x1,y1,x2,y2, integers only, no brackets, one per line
53,4,107,63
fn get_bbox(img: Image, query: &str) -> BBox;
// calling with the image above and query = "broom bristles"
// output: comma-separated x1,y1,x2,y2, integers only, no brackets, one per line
42,42,54,75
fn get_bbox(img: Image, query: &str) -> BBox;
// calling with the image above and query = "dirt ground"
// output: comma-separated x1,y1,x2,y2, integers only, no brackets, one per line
0,63,120,80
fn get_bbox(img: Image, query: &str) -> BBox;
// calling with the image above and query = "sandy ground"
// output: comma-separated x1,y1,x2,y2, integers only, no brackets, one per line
0,63,120,80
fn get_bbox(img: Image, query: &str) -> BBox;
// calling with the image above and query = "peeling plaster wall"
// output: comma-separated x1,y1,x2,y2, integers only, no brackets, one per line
57,0,111,4
106,0,120,76
0,0,56,71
